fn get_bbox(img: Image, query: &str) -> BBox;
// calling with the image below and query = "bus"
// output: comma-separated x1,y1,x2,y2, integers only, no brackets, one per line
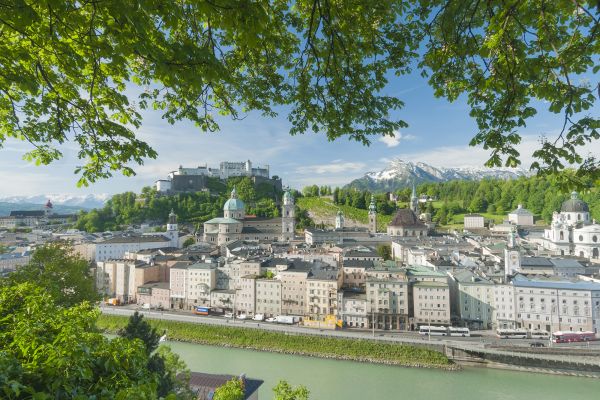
496,329,528,339
419,325,448,336
529,330,550,340
448,327,471,337
552,331,596,343
194,306,210,316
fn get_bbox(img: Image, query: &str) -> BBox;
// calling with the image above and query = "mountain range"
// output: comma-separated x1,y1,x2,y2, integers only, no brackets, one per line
0,193,109,215
345,159,530,192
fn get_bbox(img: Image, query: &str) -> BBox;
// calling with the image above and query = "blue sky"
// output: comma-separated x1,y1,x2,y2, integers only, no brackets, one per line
0,71,598,197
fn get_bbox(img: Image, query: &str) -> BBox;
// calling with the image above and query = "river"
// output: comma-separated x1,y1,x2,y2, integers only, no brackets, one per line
165,341,600,400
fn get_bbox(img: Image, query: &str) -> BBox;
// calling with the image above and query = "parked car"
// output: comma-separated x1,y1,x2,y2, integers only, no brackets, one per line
236,313,248,320
252,314,265,321
265,317,277,322
530,341,546,347
224,312,234,318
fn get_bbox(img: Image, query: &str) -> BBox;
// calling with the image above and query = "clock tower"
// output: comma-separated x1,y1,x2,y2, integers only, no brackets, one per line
504,228,521,279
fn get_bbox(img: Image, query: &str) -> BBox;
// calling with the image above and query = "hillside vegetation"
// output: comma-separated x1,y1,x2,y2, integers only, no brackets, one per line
74,177,282,232
300,175,599,231
297,197,392,232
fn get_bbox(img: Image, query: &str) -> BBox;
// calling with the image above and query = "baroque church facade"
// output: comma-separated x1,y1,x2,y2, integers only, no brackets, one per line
203,188,295,245
541,191,600,260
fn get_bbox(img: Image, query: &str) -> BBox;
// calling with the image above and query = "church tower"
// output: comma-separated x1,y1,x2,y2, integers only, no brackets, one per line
368,195,377,233
504,228,521,279
410,183,419,214
335,210,345,230
281,189,295,241
166,209,179,247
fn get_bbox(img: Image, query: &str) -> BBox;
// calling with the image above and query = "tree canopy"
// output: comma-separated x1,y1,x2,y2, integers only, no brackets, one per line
4,242,99,307
0,1,598,186
0,283,161,399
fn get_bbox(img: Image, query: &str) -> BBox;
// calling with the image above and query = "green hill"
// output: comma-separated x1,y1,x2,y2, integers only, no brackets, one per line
296,197,392,232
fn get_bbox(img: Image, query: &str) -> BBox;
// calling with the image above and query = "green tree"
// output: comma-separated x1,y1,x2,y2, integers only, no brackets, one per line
183,237,196,248
377,244,392,261
272,380,310,400
5,242,98,307
0,283,159,399
213,378,245,400
2,2,597,186
118,311,161,354
119,311,191,399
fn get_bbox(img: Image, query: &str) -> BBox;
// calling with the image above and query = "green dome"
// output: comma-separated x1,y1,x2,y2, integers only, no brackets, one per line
224,187,245,211
224,197,245,211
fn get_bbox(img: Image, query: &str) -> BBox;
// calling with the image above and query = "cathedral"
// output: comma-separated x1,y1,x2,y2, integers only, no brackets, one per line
541,191,600,260
203,188,295,245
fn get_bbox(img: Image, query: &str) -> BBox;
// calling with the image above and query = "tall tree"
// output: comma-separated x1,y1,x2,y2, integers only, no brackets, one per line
118,311,190,398
0,2,597,186
5,242,98,307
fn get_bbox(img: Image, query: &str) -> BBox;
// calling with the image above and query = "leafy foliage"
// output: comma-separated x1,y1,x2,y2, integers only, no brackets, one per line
213,378,245,400
0,284,158,399
119,312,191,399
1,2,597,184
3,242,98,307
377,245,392,261
272,381,310,400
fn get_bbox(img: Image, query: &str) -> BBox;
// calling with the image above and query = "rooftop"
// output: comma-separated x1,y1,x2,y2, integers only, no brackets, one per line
405,264,446,277
389,209,426,228
512,274,600,291
101,235,171,244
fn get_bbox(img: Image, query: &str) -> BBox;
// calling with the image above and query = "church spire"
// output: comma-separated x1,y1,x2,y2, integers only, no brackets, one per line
410,182,418,213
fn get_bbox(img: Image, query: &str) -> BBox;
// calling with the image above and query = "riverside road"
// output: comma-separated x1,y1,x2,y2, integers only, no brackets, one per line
99,305,600,352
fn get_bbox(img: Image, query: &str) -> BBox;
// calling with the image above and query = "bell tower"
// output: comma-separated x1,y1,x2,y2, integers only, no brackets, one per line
281,189,295,241
368,195,377,233
504,228,521,279
166,209,179,247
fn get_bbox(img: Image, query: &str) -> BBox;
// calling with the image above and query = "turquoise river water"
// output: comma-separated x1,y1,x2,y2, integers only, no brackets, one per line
164,340,600,400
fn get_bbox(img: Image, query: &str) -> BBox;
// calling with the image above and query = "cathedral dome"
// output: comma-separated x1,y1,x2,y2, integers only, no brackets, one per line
560,191,589,213
224,188,245,212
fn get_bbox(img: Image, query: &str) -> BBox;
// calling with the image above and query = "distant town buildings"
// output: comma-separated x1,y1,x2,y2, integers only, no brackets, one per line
0,200,75,228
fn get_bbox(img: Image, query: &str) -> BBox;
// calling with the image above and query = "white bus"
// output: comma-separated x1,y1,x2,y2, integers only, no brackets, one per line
496,328,528,339
448,327,471,337
419,325,448,336
529,330,550,340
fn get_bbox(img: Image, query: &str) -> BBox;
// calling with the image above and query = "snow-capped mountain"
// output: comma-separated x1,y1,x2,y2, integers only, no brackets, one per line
345,159,530,191
0,193,109,209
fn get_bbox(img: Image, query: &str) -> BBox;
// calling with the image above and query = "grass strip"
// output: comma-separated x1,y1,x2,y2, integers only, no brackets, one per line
97,314,456,370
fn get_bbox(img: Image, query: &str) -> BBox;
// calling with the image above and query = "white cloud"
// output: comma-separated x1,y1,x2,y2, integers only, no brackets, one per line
396,134,600,169
378,131,416,148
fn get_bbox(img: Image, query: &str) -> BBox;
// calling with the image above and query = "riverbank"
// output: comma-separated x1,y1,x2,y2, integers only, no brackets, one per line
97,314,457,370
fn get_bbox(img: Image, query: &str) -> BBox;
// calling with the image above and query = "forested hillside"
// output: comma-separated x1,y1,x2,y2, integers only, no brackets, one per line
74,177,282,232
302,176,599,228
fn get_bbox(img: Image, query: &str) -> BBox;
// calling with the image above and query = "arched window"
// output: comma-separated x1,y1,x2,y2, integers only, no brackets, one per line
593,235,598,243
593,248,599,258
579,235,584,242
560,231,564,240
